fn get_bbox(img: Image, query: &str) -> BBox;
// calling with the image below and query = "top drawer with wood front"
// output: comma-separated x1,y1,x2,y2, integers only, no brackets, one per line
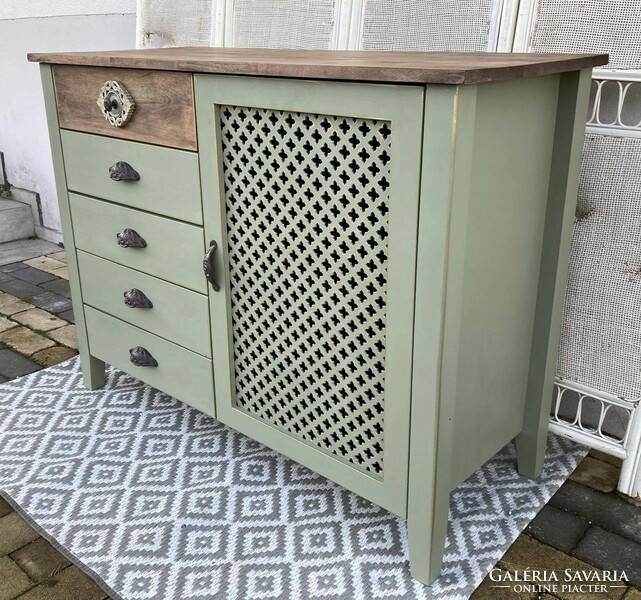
53,65,197,150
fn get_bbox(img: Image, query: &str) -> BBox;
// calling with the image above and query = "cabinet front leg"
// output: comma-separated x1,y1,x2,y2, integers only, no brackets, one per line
408,484,451,585
80,352,106,390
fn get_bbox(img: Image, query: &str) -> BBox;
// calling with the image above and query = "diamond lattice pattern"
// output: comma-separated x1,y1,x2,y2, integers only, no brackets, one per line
220,106,393,476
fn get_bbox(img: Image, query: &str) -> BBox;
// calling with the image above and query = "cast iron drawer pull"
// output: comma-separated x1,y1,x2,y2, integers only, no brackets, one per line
129,346,158,367
117,228,147,248
123,288,153,309
109,161,140,181
203,240,220,292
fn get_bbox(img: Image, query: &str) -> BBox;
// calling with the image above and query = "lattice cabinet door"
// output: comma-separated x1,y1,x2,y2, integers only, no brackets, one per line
195,75,424,515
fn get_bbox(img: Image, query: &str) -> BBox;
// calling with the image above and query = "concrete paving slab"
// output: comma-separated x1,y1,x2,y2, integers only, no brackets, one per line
526,504,589,553
48,325,78,350
0,327,55,355
573,527,641,588
28,292,72,315
23,256,65,274
0,240,61,267
0,279,43,301
570,456,621,493
0,316,18,334
12,308,66,332
0,293,30,316
0,556,33,600
0,497,12,519
0,512,40,556
31,346,77,367
0,348,41,378
40,278,71,299
10,537,71,585
12,267,57,285
15,565,107,600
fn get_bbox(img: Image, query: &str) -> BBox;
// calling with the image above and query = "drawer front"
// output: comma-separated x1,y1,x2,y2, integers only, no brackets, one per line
85,306,214,416
78,251,211,357
62,131,202,225
70,193,207,294
53,65,197,151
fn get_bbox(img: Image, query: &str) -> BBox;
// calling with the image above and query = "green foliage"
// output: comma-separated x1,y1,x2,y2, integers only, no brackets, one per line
0,180,12,198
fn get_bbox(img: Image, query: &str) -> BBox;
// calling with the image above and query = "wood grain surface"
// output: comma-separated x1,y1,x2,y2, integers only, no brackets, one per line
33,48,608,85
53,65,197,150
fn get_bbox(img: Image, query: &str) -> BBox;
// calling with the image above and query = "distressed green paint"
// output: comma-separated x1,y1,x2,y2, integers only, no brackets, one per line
85,306,215,416
195,74,424,516
408,83,478,585
69,193,207,294
450,75,561,486
516,69,594,478
61,130,203,225
78,251,211,357
39,64,105,389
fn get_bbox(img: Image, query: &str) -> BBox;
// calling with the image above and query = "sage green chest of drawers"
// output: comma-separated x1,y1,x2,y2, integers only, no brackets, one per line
30,48,606,584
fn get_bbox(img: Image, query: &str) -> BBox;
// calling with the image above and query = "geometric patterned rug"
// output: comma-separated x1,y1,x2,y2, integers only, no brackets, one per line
0,358,587,600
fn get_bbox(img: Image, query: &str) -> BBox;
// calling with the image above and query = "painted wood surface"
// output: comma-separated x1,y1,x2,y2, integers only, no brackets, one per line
61,131,203,225
69,193,207,294
78,251,211,357
85,306,215,416
39,64,106,389
196,73,424,517
408,83,478,585
449,74,561,487
516,68,594,478
52,65,197,150
30,48,608,85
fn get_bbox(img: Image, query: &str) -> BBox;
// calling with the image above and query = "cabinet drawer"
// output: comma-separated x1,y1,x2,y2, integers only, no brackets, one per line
62,131,202,225
78,251,211,357
53,65,197,150
70,193,207,294
85,306,214,416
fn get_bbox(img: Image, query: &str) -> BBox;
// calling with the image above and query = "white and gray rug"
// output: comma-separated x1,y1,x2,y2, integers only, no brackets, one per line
0,358,586,600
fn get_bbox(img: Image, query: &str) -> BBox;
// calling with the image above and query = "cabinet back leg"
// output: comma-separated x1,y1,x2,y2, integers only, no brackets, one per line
517,69,593,481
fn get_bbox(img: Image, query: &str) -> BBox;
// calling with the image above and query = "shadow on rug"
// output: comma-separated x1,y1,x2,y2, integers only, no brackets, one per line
0,358,586,600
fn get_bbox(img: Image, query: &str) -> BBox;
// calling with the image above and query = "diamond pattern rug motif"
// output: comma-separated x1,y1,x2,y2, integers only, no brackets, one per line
0,358,586,600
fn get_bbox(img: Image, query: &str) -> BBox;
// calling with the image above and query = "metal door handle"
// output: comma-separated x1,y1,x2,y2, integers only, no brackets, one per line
203,240,220,292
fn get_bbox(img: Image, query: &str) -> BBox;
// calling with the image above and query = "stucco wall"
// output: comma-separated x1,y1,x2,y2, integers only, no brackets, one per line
0,3,136,242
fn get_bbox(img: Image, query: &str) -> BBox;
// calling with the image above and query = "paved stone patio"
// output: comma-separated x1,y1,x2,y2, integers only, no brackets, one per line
0,243,640,600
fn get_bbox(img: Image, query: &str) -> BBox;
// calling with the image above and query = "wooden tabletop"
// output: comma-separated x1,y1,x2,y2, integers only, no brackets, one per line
28,48,608,85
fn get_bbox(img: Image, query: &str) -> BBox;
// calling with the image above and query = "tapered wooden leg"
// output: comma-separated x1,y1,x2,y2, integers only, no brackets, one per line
517,69,593,480
408,483,451,585
81,353,106,390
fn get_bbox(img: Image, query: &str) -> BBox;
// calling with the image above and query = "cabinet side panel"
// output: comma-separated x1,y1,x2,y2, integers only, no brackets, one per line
451,75,560,486
39,64,105,389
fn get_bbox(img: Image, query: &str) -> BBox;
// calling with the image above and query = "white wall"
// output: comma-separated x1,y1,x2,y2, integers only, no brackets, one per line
0,2,136,242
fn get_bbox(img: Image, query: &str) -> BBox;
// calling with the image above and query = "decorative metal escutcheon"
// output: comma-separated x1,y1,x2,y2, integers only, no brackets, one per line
109,161,140,181
97,80,135,128
123,288,153,309
116,228,147,248
129,346,158,367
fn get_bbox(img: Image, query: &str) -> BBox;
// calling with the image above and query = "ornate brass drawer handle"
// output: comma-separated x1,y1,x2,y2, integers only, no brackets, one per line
123,288,153,309
97,80,135,127
109,162,140,181
129,346,158,367
116,228,147,248
203,240,220,292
